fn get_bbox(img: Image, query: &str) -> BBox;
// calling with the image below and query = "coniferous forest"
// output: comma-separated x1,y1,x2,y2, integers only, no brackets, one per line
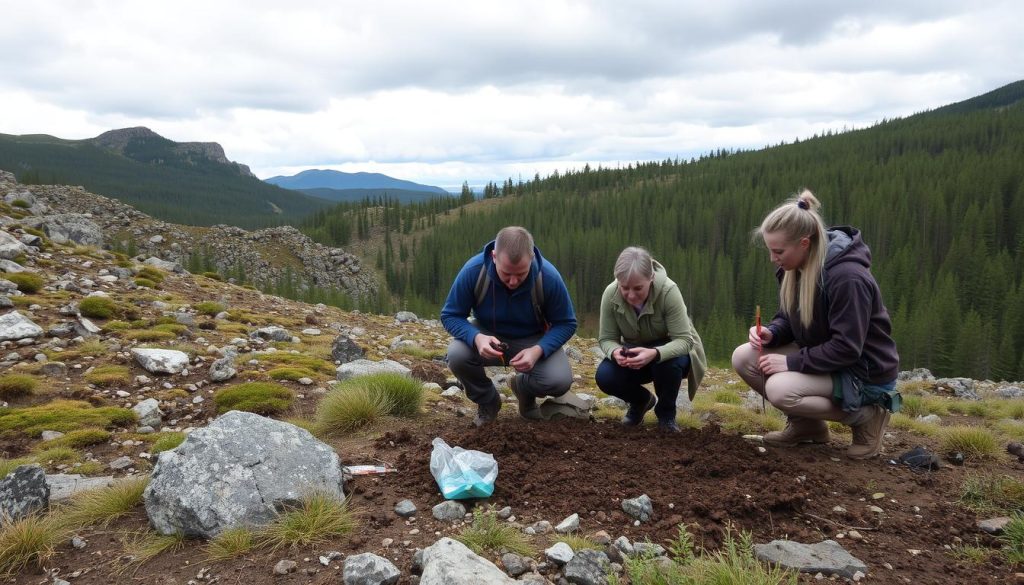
303,81,1024,381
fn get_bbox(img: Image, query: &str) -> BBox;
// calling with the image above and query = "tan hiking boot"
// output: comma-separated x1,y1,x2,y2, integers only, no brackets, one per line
847,405,890,460
509,376,541,421
764,416,830,447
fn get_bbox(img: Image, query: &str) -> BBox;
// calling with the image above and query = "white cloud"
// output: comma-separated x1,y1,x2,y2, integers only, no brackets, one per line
0,0,1021,187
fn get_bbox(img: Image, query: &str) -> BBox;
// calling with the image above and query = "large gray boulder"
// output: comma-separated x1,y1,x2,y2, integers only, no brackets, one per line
419,538,516,585
0,311,44,342
144,411,344,538
0,465,49,521
342,552,400,585
754,539,867,579
24,214,103,247
0,231,29,260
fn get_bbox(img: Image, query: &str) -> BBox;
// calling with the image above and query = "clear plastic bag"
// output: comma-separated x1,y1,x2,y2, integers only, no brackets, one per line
429,438,498,499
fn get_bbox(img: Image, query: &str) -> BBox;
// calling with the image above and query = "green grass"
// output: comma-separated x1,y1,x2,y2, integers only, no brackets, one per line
0,513,68,577
941,426,1001,460
152,323,188,335
150,432,186,454
83,365,132,387
117,530,185,571
1002,513,1024,565
395,344,447,360
194,301,225,316
136,267,166,283
205,527,256,561
888,414,942,437
609,524,796,585
134,277,158,288
36,428,111,450
258,491,356,550
79,296,117,319
710,389,743,405
315,387,393,435
268,367,318,382
5,273,44,294
0,374,38,399
62,476,149,529
553,534,602,551
0,400,136,436
254,353,335,375
122,329,176,342
32,447,80,465
336,372,424,417
456,508,535,557
214,382,294,415
960,474,1024,515
948,541,995,564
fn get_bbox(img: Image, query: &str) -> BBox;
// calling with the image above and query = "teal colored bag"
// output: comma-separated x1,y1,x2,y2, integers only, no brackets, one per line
429,438,498,500
832,371,901,413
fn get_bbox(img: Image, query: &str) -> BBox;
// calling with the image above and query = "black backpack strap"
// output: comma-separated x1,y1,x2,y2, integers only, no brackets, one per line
532,270,549,332
473,263,490,308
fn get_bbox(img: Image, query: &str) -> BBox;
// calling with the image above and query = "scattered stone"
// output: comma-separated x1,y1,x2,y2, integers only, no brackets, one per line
208,355,237,381
395,499,417,517
251,326,293,342
634,542,666,557
131,348,190,374
501,552,530,577
0,464,49,520
133,398,164,428
622,494,653,522
563,549,610,585
935,377,978,400
996,386,1024,399
144,411,344,538
441,386,463,398
342,552,400,585
331,335,366,364
274,559,298,575
419,537,516,584
545,542,575,566
395,311,418,323
754,539,868,579
336,359,412,380
528,520,553,535
978,517,1012,535
432,500,466,522
916,414,942,424
45,474,115,501
40,430,65,441
0,311,44,342
555,513,580,534
613,536,634,557
39,361,67,377
496,506,513,519
109,456,133,470
71,535,87,549
898,368,934,382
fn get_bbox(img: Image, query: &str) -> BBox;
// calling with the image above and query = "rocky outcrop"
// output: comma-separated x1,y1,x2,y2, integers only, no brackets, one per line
144,411,345,538
0,465,49,521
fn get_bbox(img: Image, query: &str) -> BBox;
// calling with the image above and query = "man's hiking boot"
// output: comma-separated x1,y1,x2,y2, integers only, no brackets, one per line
473,397,501,427
763,416,830,447
622,392,657,426
658,418,681,433
846,405,890,460
510,376,541,421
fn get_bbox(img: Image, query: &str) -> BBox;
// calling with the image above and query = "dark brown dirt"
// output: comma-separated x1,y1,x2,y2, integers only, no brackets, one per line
15,407,1022,585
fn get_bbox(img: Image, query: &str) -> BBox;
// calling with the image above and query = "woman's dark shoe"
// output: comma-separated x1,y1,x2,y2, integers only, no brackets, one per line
622,393,657,426
658,419,681,433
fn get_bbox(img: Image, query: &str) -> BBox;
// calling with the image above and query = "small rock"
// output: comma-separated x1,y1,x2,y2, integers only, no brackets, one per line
431,500,466,522
274,559,297,575
545,542,574,566
394,499,417,517
978,517,1012,535
555,513,580,534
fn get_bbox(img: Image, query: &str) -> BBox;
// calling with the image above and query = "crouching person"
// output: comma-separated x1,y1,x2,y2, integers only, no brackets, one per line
732,190,901,459
441,226,578,427
596,247,707,432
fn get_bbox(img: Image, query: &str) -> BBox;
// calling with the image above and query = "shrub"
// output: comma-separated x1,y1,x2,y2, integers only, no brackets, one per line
78,296,117,319
258,491,356,549
194,301,225,316
214,382,294,415
6,273,44,294
0,400,136,436
84,365,131,387
0,374,38,398
136,266,165,283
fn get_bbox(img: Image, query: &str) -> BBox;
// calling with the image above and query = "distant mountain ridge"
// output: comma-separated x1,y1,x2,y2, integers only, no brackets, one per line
0,128,330,228
266,169,449,195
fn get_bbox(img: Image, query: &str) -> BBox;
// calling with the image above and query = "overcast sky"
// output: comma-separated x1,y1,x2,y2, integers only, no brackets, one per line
1,1,1021,191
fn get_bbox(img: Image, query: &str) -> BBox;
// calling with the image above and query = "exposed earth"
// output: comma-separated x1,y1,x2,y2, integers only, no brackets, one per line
12,405,1021,585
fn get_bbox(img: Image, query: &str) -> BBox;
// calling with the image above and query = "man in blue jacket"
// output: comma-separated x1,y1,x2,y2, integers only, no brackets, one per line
441,226,577,427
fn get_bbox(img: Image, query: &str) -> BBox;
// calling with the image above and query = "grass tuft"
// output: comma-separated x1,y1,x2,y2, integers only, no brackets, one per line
268,367,317,382
258,491,356,550
1002,513,1024,565
5,273,44,294
117,530,185,572
553,534,602,551
84,365,132,387
37,428,111,450
0,513,68,577
0,374,38,399
150,432,186,454
960,474,1024,515
214,382,295,415
205,526,256,561
316,387,393,435
941,425,1001,460
79,296,117,319
194,301,226,316
0,400,136,436
456,507,535,557
62,476,150,529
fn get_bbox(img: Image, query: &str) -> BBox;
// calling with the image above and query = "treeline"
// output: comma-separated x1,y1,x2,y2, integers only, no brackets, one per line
0,134,329,228
378,86,1024,381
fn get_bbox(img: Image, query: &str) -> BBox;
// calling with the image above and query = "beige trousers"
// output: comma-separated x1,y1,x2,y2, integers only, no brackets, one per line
731,342,847,422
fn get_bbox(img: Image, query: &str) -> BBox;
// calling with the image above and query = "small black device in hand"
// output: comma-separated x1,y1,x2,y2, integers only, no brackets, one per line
491,341,509,352
621,347,634,358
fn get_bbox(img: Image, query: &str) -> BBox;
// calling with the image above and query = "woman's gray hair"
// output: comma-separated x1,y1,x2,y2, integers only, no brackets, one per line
613,246,654,282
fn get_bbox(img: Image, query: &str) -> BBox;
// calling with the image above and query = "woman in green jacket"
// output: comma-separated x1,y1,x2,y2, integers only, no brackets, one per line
596,247,707,431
